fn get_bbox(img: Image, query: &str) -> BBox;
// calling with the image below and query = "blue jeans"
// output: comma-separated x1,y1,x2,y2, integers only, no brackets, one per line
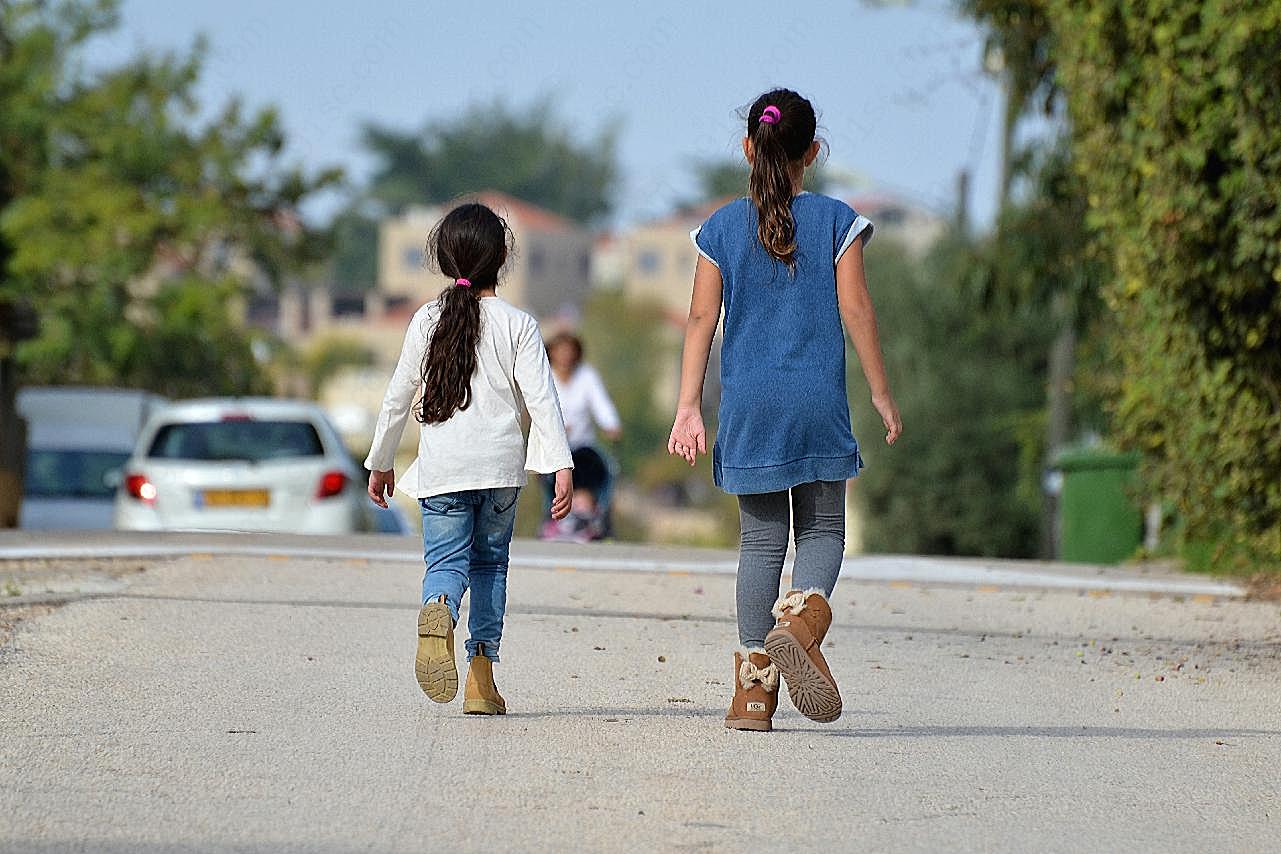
419,487,520,662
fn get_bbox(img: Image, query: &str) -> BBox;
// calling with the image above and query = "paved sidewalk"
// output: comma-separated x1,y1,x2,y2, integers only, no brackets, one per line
1,537,1278,852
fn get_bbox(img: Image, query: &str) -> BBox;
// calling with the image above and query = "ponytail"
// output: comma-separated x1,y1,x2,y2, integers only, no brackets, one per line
745,89,819,272
749,122,800,270
418,283,482,423
416,202,512,424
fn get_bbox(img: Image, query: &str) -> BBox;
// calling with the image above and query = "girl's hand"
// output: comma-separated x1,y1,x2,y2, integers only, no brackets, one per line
872,393,902,445
667,407,707,466
550,468,574,520
367,469,395,508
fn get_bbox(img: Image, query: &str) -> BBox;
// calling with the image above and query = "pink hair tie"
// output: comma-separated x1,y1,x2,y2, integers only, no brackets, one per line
455,278,472,288
759,105,781,125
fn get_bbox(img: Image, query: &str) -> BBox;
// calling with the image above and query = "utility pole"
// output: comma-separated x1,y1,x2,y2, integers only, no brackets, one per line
1041,291,1077,559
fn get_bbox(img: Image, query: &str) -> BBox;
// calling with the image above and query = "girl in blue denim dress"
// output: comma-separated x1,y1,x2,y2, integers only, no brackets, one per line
669,89,902,732
366,202,575,715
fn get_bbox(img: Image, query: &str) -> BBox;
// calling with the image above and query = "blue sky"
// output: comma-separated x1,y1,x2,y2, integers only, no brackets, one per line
87,0,1006,229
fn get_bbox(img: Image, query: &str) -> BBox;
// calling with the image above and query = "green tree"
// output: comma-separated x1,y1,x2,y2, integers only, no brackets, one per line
852,233,1053,557
327,98,620,292
683,157,829,208
0,0,337,394
1047,0,1281,567
961,0,1112,556
689,159,750,202
362,98,619,224
961,0,1058,204
298,334,375,399
578,289,672,479
327,204,379,289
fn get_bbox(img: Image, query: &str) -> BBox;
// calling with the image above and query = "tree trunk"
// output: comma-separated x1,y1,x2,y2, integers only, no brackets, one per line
0,351,25,528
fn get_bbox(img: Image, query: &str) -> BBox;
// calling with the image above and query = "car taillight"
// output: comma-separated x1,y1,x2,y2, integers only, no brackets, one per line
316,471,347,499
125,473,157,503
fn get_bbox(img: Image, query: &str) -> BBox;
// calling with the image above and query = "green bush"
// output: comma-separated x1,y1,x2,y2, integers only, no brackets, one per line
1049,0,1281,567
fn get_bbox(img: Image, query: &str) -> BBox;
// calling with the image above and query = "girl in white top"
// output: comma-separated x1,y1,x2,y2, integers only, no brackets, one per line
365,202,574,714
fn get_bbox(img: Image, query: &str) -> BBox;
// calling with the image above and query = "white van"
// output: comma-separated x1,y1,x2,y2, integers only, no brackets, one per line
17,387,167,530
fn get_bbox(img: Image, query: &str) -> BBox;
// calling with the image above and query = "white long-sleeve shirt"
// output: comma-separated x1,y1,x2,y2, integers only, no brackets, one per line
364,296,573,498
553,364,621,450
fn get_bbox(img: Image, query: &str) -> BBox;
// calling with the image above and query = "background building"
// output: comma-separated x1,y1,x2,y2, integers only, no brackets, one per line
619,192,947,320
846,193,948,257
377,192,593,322
620,199,726,321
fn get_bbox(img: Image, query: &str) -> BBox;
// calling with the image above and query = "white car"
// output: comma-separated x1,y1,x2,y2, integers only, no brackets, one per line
114,398,378,534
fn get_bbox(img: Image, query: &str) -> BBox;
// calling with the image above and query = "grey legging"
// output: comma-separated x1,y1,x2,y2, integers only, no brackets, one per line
736,480,846,648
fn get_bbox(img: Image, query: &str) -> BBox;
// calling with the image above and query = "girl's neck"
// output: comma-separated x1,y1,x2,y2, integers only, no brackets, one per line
789,165,806,195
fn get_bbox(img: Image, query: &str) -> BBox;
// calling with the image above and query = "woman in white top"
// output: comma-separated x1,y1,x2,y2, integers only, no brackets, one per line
541,333,621,537
546,332,621,449
365,202,573,715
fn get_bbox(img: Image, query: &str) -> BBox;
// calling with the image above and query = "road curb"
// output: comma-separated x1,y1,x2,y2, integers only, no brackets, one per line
0,537,1246,599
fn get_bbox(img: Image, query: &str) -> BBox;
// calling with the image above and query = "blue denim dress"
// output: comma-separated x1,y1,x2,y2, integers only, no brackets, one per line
692,193,873,495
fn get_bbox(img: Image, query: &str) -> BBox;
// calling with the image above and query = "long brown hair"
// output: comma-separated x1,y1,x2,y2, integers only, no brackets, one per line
416,203,512,424
745,89,818,271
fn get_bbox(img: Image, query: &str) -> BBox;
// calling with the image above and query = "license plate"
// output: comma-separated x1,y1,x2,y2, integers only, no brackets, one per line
201,489,270,508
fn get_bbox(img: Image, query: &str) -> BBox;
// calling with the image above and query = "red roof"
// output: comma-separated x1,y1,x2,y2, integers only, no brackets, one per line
465,190,578,234
845,193,907,215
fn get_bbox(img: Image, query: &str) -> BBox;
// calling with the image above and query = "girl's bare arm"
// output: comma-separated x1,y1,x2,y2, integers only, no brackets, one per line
668,256,723,464
835,237,902,445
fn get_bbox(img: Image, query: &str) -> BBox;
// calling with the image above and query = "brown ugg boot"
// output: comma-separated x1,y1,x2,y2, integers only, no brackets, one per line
764,589,841,722
463,643,506,716
415,595,458,703
724,649,779,732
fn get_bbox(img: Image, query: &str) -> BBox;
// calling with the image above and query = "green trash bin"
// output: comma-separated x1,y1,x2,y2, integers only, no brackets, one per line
1054,448,1142,564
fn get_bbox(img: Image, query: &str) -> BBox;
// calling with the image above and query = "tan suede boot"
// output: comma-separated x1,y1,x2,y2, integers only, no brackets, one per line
415,595,458,703
764,589,841,722
724,649,779,732
463,643,506,716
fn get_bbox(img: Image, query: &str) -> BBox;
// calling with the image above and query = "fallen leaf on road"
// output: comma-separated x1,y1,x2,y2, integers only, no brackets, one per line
657,655,667,663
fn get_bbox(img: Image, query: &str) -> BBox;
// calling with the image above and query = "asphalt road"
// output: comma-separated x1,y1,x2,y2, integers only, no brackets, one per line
1,533,1278,853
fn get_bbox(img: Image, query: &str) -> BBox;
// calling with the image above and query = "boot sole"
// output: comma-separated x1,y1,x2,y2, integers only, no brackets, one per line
724,717,772,732
764,630,842,723
415,602,457,703
463,699,506,715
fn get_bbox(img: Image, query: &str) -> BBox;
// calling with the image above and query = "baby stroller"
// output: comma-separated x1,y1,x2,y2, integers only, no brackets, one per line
540,445,615,542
